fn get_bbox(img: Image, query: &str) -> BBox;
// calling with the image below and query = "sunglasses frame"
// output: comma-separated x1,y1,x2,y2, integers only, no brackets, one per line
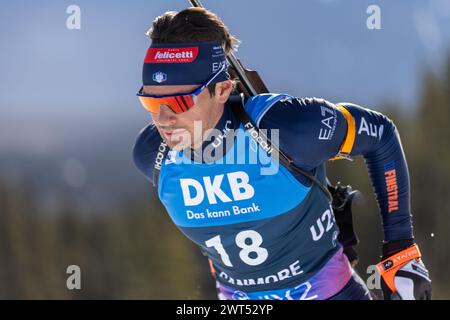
136,63,227,113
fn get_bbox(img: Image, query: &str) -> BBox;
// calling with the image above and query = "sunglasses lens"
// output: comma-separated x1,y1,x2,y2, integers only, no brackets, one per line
138,95,195,114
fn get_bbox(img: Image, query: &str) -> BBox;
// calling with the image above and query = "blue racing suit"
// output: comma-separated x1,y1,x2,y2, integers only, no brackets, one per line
133,93,413,300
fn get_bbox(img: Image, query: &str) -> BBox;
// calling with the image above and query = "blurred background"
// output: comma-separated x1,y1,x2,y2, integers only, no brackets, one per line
0,0,449,299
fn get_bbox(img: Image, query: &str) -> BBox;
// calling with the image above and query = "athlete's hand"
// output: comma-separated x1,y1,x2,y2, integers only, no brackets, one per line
382,258,431,300
376,241,432,300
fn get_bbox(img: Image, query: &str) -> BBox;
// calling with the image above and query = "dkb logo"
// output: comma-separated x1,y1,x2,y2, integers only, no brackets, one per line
180,171,255,206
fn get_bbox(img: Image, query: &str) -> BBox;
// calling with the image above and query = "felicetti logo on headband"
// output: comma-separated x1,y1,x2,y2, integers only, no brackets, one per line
145,47,199,64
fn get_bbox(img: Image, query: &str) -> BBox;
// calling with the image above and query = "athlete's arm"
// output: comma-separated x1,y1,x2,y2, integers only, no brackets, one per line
258,96,412,242
259,96,433,300
132,123,161,186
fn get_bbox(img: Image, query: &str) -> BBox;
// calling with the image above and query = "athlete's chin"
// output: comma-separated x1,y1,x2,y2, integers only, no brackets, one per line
158,128,187,149
167,141,188,150
166,134,191,150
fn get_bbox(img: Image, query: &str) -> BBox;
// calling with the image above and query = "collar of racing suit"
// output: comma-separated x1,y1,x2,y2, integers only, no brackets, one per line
184,100,241,163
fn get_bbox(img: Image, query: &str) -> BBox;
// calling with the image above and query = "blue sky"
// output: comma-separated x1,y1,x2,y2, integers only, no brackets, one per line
0,0,449,210
1,0,449,125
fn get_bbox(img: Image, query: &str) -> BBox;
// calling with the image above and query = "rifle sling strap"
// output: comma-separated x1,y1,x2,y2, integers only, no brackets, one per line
152,95,332,201
227,95,333,202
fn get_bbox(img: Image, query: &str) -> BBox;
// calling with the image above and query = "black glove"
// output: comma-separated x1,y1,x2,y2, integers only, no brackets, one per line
328,182,361,267
377,240,432,300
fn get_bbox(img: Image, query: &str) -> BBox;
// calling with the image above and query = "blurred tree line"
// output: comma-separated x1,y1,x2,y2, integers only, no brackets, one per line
0,57,449,299
0,182,215,299
328,56,450,299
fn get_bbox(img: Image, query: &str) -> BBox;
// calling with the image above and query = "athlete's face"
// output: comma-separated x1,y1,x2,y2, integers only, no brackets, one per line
143,80,233,150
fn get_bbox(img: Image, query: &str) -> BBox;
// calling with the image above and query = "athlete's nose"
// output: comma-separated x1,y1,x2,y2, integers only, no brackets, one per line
153,105,176,127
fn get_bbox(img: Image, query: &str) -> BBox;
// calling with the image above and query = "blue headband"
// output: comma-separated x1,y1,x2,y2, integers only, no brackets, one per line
142,41,229,86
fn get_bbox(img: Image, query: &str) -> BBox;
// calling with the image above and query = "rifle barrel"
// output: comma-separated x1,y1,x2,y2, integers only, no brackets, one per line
188,0,258,96
189,0,203,8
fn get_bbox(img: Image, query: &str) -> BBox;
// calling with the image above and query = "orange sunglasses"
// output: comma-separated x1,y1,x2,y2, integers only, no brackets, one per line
137,63,227,114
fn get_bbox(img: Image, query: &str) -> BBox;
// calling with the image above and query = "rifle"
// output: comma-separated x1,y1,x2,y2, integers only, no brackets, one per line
187,0,361,267
189,0,268,98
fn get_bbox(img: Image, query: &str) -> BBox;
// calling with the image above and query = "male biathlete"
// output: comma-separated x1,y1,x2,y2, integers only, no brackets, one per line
133,7,432,300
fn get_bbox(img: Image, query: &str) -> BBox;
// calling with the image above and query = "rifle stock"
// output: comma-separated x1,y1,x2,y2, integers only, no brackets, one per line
229,61,269,97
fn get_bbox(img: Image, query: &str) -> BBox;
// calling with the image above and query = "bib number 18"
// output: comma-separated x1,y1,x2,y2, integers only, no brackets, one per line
205,230,268,267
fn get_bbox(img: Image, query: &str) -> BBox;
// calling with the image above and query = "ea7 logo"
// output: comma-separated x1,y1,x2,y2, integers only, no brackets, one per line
318,106,337,140
180,171,255,206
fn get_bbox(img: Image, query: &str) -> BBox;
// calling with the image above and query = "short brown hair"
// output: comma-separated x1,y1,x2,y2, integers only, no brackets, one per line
146,7,240,95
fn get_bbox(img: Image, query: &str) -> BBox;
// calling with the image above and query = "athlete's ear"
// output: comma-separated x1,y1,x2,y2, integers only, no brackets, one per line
215,80,233,104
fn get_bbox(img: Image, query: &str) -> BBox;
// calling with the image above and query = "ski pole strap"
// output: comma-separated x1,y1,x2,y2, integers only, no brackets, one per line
330,104,356,161
375,244,421,293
